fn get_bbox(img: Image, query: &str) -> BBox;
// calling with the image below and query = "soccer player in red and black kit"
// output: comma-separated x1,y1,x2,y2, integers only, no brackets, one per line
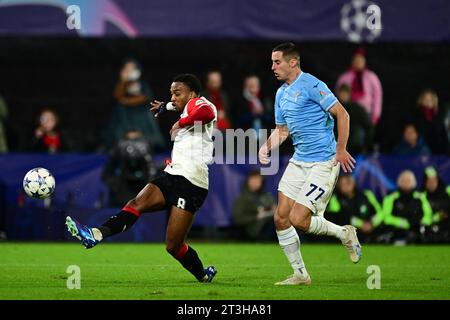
66,74,218,283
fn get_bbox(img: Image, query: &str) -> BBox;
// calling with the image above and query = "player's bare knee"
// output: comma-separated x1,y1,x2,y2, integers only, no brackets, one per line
274,212,290,230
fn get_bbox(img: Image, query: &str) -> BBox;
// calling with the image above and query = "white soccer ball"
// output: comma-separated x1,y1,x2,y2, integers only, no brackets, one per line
23,167,56,199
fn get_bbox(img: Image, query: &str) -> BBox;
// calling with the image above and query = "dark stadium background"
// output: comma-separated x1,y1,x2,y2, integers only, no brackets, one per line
0,0,449,242
1,39,450,153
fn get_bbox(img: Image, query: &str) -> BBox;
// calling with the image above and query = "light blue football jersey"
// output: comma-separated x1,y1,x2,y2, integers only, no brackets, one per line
274,72,338,163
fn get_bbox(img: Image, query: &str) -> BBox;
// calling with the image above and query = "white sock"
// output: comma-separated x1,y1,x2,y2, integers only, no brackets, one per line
91,228,103,241
277,226,308,277
307,216,347,240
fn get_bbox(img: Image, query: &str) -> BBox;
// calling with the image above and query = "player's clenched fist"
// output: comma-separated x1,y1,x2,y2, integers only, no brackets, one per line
150,100,164,116
150,100,175,118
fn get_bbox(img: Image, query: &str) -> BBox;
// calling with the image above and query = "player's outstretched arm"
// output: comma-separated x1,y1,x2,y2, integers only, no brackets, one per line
258,124,289,164
329,102,356,173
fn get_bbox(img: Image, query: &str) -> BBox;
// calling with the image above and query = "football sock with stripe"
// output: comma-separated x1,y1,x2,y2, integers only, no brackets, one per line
276,226,308,277
173,243,207,282
307,215,346,240
96,206,140,239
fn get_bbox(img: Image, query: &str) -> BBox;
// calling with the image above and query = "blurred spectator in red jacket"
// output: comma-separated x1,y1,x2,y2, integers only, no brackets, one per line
32,109,66,153
235,75,273,137
412,89,449,155
202,70,232,130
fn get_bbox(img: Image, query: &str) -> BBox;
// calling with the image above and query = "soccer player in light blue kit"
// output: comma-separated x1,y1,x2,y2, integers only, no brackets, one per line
259,43,362,285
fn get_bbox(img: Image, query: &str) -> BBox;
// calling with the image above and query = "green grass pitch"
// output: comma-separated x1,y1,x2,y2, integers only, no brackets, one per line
0,242,449,300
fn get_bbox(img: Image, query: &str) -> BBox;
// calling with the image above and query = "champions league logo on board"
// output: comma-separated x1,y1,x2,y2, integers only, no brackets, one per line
341,0,382,43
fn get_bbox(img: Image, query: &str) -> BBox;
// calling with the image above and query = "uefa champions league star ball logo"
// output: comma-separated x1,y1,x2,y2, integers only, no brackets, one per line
341,0,382,43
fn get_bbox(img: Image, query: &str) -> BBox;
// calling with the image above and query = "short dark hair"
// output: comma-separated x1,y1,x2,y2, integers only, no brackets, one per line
272,42,300,66
173,73,202,94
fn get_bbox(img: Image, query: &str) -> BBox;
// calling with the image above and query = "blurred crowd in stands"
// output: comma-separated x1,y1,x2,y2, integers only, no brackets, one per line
0,47,449,244
233,167,450,244
325,167,449,244
1,48,448,157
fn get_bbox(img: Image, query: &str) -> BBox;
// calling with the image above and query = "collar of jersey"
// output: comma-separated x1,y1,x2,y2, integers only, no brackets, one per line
284,71,303,89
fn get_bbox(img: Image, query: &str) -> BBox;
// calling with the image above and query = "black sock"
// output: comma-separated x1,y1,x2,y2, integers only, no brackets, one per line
98,208,139,238
176,245,207,282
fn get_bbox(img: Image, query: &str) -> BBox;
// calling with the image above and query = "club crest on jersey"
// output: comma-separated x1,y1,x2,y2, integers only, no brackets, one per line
293,91,300,102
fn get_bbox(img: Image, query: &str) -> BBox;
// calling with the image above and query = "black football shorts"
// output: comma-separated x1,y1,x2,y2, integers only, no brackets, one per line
151,172,208,213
